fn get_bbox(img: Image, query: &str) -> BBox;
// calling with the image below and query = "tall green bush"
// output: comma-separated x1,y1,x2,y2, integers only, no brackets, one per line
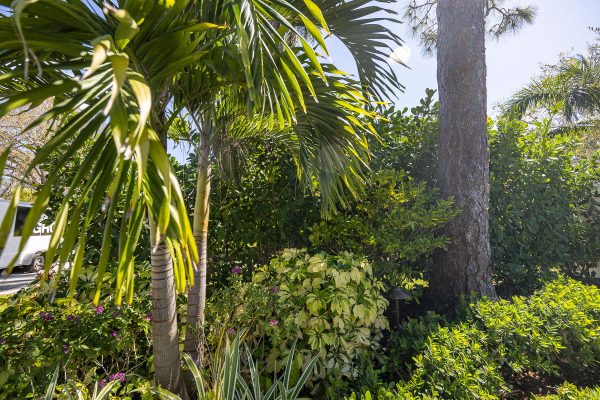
372,91,599,293
489,116,600,292
173,140,321,285
309,169,456,292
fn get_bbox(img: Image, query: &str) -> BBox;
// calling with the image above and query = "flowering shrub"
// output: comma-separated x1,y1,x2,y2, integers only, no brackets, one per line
0,279,152,399
245,249,389,394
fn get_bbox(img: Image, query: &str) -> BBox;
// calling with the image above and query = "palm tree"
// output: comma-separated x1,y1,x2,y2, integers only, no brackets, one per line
508,53,600,127
0,1,215,394
180,71,380,364
178,0,403,364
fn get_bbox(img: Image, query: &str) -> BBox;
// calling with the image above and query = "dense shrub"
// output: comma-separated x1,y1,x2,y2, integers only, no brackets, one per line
206,249,389,397
489,116,600,293
473,278,600,376
534,383,600,399
172,95,450,293
348,384,600,400
350,278,600,400
372,93,599,293
396,324,505,399
309,169,456,292
174,140,321,285
372,88,439,184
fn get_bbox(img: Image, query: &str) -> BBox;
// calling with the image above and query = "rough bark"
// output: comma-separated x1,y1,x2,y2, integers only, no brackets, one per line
430,0,497,310
183,114,211,366
150,220,187,397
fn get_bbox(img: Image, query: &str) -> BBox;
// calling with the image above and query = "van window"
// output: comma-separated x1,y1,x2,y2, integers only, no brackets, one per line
14,206,30,237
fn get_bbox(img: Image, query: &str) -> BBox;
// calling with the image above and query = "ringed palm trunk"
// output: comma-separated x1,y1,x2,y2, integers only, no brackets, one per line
150,225,187,397
150,118,188,398
184,117,212,366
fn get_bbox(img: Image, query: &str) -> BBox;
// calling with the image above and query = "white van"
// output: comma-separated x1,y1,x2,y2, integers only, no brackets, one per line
0,200,52,272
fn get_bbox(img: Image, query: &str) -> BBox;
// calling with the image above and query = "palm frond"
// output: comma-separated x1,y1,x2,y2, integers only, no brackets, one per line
507,54,600,122
319,0,404,99
0,0,224,302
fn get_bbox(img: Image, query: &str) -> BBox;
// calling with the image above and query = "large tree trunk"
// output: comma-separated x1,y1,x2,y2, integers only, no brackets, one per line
430,0,496,310
150,219,187,397
184,115,212,366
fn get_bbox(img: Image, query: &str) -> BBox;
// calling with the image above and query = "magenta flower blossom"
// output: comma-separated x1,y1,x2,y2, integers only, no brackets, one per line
39,312,55,322
109,372,126,383
66,314,76,321
111,331,118,338
146,312,152,321
62,344,69,354
269,319,278,327
226,328,236,335
270,287,279,293
94,306,105,315
231,266,242,274
98,379,107,389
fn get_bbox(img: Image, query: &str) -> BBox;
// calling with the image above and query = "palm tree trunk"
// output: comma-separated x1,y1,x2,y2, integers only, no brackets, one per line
430,0,496,311
150,218,188,397
150,109,188,397
184,116,212,366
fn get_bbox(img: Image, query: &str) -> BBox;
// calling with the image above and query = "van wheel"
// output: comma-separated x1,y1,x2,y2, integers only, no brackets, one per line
29,254,45,273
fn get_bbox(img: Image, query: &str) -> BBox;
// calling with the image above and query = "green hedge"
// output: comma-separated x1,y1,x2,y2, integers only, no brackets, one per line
350,278,600,400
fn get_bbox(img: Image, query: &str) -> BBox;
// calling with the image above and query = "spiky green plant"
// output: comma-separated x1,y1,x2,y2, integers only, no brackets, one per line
154,335,318,400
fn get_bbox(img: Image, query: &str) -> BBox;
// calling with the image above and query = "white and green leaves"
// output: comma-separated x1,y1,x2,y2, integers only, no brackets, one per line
156,335,318,400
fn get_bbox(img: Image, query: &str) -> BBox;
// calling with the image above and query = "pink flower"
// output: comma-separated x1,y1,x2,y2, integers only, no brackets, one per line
62,344,69,354
231,266,242,274
146,312,152,321
109,372,126,383
98,379,107,389
226,328,236,335
111,331,118,338
94,306,105,315
269,319,278,327
270,287,279,294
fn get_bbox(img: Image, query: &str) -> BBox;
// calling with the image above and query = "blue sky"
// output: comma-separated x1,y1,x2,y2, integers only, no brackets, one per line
327,0,600,113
